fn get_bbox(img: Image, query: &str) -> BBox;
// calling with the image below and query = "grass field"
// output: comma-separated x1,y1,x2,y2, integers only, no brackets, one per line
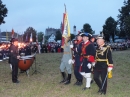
0,50,130,97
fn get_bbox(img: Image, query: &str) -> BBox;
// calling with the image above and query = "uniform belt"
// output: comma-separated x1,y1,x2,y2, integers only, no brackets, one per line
83,55,89,59
96,59,109,64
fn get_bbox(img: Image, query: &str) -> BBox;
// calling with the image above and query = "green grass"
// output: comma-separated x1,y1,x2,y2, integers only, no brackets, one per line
0,51,130,97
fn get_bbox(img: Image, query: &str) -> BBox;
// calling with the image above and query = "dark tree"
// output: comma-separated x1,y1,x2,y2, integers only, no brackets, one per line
70,34,75,40
38,32,44,42
23,27,37,42
118,0,130,38
103,17,117,42
0,0,8,25
83,23,94,34
55,30,62,41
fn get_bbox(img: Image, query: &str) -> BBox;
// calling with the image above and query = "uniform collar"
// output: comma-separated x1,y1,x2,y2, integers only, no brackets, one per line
77,40,82,44
84,40,89,44
99,43,105,47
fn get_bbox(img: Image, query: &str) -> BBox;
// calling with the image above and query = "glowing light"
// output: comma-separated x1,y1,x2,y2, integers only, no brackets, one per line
30,38,32,42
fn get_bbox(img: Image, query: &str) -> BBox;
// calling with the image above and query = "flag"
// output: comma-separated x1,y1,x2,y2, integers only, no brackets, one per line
11,29,14,38
62,12,71,38
61,4,71,47
6,30,8,41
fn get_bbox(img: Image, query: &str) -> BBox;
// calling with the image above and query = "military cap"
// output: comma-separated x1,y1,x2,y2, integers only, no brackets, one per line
89,34,95,39
96,35,105,40
81,32,89,37
77,31,84,36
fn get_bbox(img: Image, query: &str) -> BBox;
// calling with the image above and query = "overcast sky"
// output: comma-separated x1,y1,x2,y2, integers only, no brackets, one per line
1,0,124,35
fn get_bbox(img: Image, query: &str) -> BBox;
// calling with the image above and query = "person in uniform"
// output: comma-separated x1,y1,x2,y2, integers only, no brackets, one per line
19,45,26,56
73,32,83,86
3,44,6,60
71,39,77,67
38,43,41,54
33,44,38,53
89,35,96,84
45,44,48,53
90,34,96,43
80,32,96,90
59,36,72,85
8,38,15,70
25,42,31,56
94,36,113,95
10,38,20,83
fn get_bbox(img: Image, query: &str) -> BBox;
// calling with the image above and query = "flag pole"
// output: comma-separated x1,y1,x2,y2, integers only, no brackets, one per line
64,3,66,13
64,4,73,60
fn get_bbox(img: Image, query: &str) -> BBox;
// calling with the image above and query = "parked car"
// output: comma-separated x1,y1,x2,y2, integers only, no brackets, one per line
114,38,126,43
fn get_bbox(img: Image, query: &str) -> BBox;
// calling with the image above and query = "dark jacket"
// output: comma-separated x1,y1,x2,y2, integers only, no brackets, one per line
10,44,19,64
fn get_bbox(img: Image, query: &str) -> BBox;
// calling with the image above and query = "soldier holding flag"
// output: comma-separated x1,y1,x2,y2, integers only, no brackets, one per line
59,5,73,85
59,36,73,85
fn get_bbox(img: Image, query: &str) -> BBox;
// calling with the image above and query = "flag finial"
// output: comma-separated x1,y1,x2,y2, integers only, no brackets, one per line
64,4,66,12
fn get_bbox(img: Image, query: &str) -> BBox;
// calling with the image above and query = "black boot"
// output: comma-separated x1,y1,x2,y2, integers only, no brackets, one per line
74,80,79,85
91,79,94,84
59,72,66,83
97,88,102,93
77,80,83,86
64,74,71,85
100,90,106,95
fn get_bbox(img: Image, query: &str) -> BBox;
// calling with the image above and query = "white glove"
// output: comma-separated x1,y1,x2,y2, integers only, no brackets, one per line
87,63,91,69
70,45,73,48
71,59,75,64
108,67,113,72
68,59,75,64
92,62,95,67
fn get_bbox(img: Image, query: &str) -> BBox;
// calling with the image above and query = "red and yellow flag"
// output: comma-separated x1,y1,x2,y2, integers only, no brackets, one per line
62,12,71,38
61,4,71,47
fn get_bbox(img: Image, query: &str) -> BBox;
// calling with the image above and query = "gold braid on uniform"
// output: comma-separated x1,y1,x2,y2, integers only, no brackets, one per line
96,46,111,65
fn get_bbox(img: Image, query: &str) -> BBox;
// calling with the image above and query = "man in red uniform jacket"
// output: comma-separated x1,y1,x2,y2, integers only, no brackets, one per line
80,32,96,90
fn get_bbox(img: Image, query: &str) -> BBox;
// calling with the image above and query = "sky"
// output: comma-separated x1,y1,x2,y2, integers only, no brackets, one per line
1,0,124,35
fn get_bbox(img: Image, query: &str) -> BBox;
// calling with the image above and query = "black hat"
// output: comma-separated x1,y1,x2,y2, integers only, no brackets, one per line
81,32,89,37
82,32,93,39
73,38,77,41
90,34,96,39
77,31,84,36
